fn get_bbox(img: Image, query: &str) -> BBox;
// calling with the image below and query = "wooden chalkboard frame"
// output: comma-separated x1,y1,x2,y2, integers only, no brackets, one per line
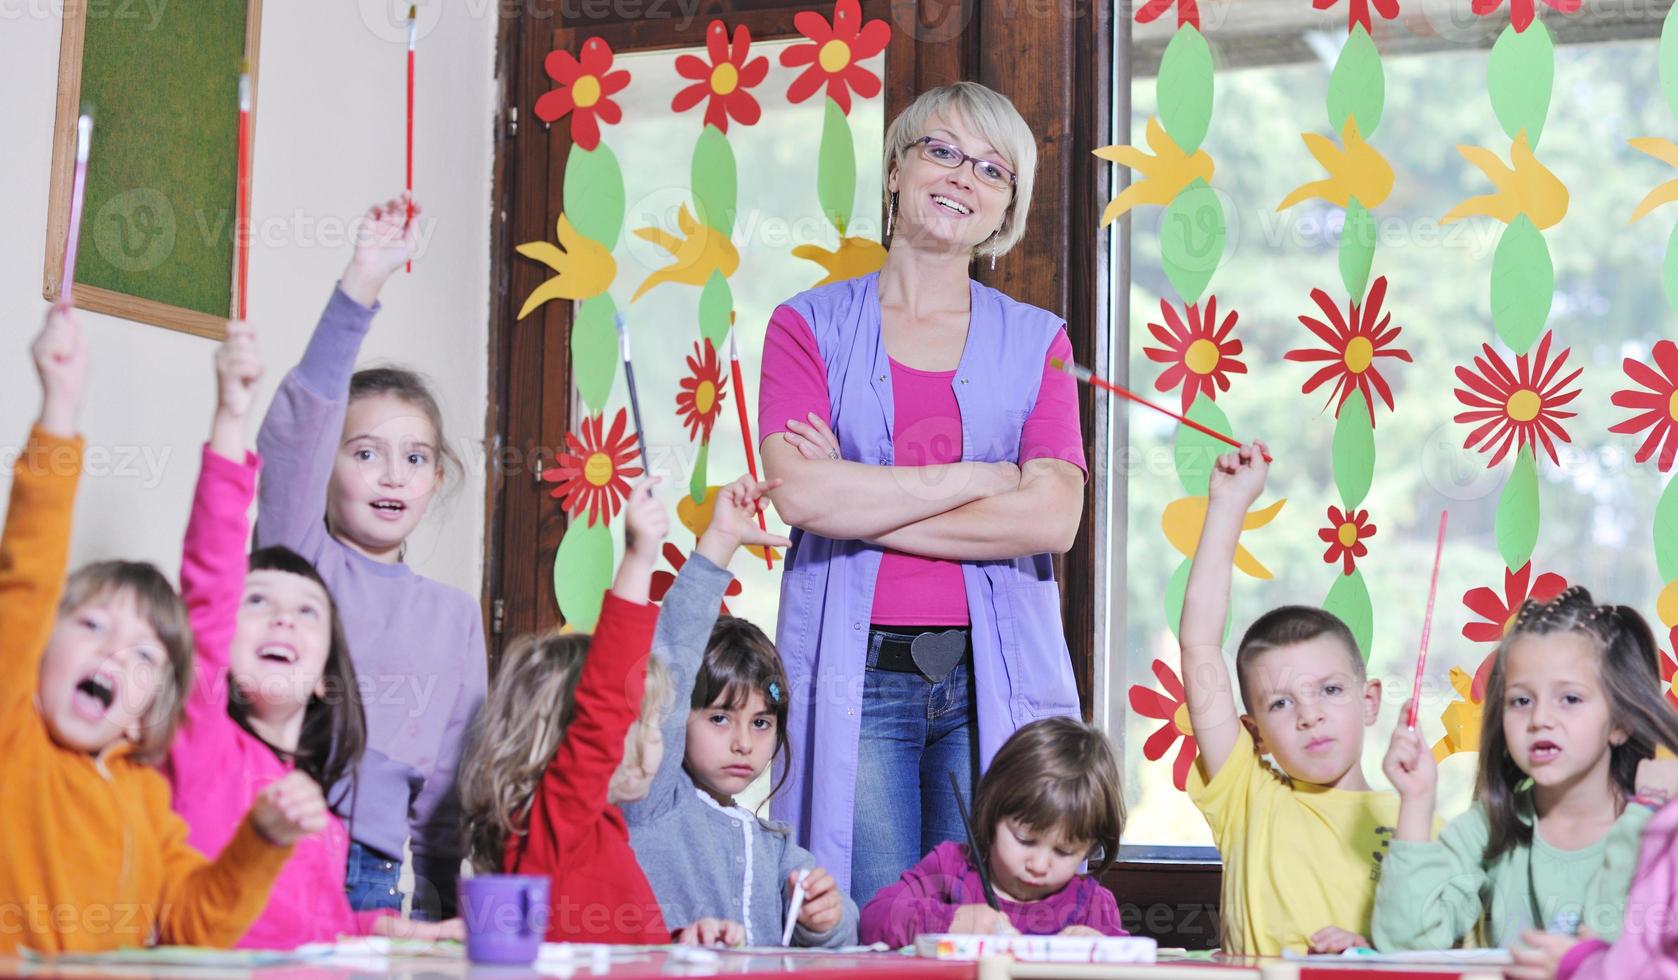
42,0,263,341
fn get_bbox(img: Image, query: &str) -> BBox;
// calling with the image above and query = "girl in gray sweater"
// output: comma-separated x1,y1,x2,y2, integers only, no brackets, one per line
624,477,859,948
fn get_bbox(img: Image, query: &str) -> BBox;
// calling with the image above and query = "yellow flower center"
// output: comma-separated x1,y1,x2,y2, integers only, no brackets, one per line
1343,336,1374,374
1337,522,1359,548
818,39,852,73
1172,701,1193,738
572,75,602,109
1185,338,1221,376
1669,389,1678,422
584,452,614,487
695,380,717,416
711,63,739,95
1507,389,1542,423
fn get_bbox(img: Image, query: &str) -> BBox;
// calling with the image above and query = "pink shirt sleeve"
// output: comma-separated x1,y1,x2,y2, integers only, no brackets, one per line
1022,329,1087,475
758,306,832,441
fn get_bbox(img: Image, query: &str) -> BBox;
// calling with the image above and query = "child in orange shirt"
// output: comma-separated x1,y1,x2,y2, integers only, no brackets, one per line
0,307,315,953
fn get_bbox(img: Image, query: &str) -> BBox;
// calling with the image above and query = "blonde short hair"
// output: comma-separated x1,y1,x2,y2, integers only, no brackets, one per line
882,81,1038,260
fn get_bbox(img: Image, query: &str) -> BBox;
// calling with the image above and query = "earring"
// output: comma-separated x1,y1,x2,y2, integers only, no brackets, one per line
885,193,896,240
990,251,997,271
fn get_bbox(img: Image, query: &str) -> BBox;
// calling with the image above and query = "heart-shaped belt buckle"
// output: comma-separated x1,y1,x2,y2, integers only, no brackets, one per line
909,630,968,683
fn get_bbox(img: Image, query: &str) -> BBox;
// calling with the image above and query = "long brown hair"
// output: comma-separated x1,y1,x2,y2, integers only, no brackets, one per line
691,616,791,809
971,716,1126,877
1476,586,1678,863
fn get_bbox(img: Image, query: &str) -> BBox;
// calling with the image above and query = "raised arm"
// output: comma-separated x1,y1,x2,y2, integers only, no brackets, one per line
1179,442,1269,778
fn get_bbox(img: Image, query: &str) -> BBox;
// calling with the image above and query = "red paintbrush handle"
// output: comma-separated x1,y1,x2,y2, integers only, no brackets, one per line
405,49,415,273
730,354,773,570
235,109,251,320
1407,511,1449,729
1081,372,1272,463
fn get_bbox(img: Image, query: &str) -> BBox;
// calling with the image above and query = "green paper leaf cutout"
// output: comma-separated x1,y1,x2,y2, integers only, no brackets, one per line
817,98,857,233
1496,447,1540,573
1490,216,1553,352
1160,180,1225,305
1662,3,1678,120
689,441,710,505
1157,27,1214,154
1488,22,1553,148
699,272,732,352
1338,198,1376,299
1332,390,1376,510
692,125,738,235
1323,568,1374,662
1656,476,1678,582
563,144,626,250
1663,224,1678,316
1164,558,1231,645
1175,396,1234,497
554,519,614,631
1327,26,1384,138
573,294,619,415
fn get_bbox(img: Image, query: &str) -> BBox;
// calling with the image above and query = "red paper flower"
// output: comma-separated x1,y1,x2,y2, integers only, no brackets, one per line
673,21,770,133
1609,339,1678,473
651,542,742,614
534,37,630,151
1318,506,1376,575
675,339,728,444
1134,0,1199,29
1471,0,1581,33
1285,276,1413,426
780,0,890,115
1313,0,1400,33
1129,659,1198,791
1454,331,1581,468
1143,295,1247,414
1461,562,1569,645
543,408,644,526
1659,630,1678,712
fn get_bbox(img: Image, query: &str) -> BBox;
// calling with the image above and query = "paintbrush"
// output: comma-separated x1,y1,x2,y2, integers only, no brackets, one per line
728,327,773,570
948,771,999,910
1051,357,1271,463
614,313,652,476
234,62,253,319
60,111,93,308
1407,510,1449,730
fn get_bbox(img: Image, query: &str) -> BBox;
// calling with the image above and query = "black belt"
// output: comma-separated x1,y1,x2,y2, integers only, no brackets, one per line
869,625,971,681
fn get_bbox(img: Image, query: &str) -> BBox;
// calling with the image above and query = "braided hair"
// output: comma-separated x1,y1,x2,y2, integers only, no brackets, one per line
1477,586,1678,862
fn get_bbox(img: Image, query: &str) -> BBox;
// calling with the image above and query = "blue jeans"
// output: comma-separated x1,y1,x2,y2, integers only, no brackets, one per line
345,841,404,913
849,628,979,908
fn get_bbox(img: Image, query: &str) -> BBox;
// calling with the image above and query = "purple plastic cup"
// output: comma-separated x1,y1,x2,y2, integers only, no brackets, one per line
459,875,550,965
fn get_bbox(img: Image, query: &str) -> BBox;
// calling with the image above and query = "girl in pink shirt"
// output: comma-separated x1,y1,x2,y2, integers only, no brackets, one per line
165,322,458,948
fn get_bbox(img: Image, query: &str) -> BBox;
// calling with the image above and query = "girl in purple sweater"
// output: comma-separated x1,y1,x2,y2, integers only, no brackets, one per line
255,194,486,918
859,717,1127,944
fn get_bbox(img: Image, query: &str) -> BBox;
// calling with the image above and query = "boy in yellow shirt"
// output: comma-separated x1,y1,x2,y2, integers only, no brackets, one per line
1180,441,1399,955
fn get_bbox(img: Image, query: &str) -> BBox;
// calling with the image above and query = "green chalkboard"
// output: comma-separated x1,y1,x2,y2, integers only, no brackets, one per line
46,0,260,338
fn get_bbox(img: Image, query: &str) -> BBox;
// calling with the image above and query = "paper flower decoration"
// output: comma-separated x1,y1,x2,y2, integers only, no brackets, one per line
534,37,630,151
673,21,769,133
1609,340,1678,473
1129,659,1198,791
1162,495,1288,580
630,202,741,301
1313,0,1400,34
1660,638,1678,713
1628,138,1678,223
1454,331,1580,467
1432,664,1488,762
1277,118,1393,212
1285,276,1412,426
1441,134,1569,230
1093,117,1214,227
544,408,643,526
1134,0,1199,29
1462,562,1569,644
1143,295,1246,413
1471,0,1580,33
780,0,889,115
677,486,781,563
791,237,887,287
1319,506,1376,575
515,214,617,319
651,542,742,613
675,339,728,443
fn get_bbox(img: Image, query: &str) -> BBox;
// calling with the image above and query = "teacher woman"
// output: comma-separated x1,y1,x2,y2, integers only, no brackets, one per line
757,81,1087,905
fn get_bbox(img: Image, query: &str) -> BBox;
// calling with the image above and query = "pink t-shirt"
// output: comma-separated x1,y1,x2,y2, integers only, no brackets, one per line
759,305,1086,626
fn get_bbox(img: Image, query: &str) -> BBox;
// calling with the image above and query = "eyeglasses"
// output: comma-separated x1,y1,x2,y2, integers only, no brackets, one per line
911,136,1017,191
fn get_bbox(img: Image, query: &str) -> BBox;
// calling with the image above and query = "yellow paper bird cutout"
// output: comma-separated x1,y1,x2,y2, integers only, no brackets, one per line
1160,496,1288,580
1628,137,1678,223
1431,666,1484,763
791,236,887,287
1441,132,1569,230
515,213,617,319
1276,117,1393,212
678,487,781,562
630,203,741,301
1092,117,1215,228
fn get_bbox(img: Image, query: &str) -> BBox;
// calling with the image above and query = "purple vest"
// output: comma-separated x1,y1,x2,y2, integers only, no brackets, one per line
767,271,1081,895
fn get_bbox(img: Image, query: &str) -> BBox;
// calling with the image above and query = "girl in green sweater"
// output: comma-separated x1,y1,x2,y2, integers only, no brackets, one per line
1373,587,1678,950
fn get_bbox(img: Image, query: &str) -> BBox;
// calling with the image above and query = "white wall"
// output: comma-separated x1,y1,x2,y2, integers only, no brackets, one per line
0,2,497,599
